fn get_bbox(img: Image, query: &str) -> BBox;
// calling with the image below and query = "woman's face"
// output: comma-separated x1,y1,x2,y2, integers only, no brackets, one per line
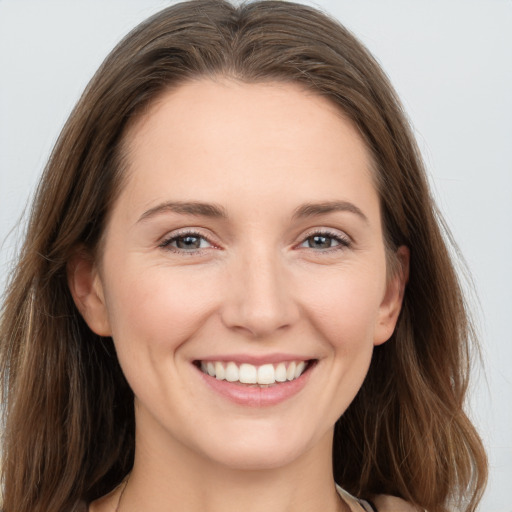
72,79,406,471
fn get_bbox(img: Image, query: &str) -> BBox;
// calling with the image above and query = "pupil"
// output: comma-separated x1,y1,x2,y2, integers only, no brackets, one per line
310,235,331,249
177,236,200,249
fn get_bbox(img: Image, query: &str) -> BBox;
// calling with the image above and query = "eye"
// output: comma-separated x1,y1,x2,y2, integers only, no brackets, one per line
298,230,351,251
160,231,213,252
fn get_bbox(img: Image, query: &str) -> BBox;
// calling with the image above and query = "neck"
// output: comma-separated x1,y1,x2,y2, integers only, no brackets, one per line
109,409,344,512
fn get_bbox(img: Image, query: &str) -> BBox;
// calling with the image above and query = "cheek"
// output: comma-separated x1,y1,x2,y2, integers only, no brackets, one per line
103,263,219,353
299,263,386,350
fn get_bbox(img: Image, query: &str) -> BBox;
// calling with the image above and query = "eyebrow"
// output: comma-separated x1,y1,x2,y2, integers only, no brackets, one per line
137,199,368,224
292,201,369,223
137,201,228,223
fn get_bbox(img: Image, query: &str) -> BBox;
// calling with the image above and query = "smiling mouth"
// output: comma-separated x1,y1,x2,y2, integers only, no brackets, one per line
194,360,316,386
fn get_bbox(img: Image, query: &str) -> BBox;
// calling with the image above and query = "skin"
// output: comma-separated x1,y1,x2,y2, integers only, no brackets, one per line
69,79,408,512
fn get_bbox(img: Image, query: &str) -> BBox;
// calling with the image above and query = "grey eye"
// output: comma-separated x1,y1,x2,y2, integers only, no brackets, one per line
175,235,203,249
303,235,341,249
161,233,212,251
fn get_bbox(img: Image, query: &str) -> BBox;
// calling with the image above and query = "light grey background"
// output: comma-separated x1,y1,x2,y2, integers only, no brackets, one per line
1,1,511,510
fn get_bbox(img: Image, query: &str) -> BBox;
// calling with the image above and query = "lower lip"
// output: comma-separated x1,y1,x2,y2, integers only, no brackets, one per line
195,363,314,407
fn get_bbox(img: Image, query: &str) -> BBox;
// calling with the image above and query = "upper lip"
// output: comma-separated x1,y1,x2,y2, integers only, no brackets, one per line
194,353,315,365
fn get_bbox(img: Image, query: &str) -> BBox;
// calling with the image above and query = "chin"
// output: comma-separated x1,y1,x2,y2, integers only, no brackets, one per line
206,443,307,472
193,422,327,472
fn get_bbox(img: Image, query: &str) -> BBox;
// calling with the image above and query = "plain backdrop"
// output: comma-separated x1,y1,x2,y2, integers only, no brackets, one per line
0,1,511,510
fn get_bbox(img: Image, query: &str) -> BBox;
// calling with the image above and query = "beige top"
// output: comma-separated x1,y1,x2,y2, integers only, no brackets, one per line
74,486,422,512
336,485,424,512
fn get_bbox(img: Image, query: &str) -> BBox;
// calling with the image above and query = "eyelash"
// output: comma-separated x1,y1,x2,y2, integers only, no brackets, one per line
158,229,351,255
297,229,351,253
159,230,216,255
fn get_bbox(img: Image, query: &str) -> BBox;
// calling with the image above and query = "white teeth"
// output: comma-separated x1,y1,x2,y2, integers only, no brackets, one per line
257,364,275,385
295,361,306,379
286,361,296,381
199,360,309,385
275,363,287,382
215,362,225,380
225,362,239,382
239,363,257,384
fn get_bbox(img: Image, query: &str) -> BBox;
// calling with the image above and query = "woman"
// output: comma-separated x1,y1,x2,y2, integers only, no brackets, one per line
0,1,487,511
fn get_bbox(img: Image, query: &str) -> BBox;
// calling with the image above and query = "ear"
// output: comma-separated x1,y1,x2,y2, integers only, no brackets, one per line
374,246,409,346
67,249,112,336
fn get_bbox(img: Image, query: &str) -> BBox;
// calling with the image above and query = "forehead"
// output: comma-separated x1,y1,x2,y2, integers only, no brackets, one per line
116,79,378,218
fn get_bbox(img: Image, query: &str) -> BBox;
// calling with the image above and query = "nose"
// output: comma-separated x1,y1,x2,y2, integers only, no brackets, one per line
220,248,300,338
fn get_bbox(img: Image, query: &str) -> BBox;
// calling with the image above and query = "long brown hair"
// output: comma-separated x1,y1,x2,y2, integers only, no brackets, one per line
0,1,487,511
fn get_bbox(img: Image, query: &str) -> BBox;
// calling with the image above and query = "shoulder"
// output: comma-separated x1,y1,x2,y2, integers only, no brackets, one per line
373,494,425,512
336,485,425,512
